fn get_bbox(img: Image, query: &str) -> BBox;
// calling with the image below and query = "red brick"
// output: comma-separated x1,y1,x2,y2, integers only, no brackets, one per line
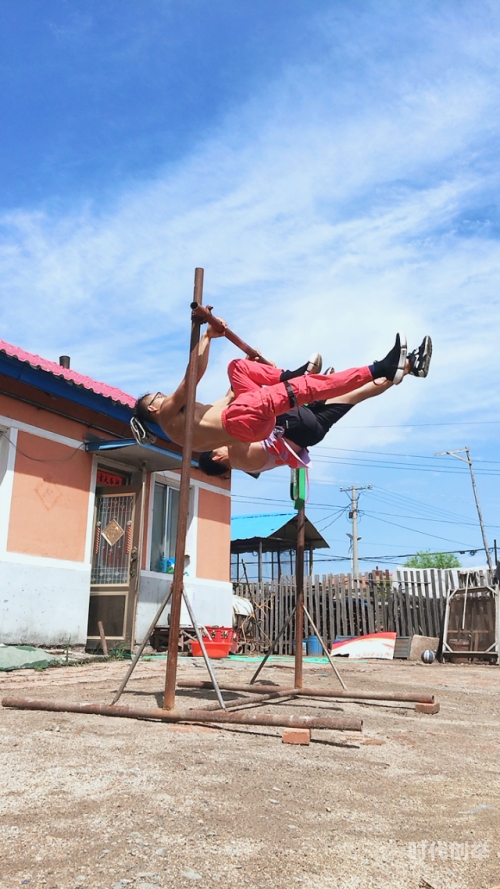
282,728,311,745
415,701,440,714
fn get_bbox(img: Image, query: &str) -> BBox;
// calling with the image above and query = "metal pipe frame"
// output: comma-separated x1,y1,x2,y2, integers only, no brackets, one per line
294,506,305,689
164,268,215,710
1,698,362,732
199,688,297,711
176,680,436,705
249,606,296,684
13,271,437,732
441,651,497,659
190,304,272,365
112,586,173,705
301,600,346,690
180,587,226,709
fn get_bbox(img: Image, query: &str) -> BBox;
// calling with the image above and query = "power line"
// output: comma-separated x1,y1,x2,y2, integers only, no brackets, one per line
231,489,498,528
366,501,499,529
364,512,478,547
359,509,482,528
370,487,487,526
311,455,500,476
332,420,500,428
298,543,490,565
316,507,350,533
314,445,500,465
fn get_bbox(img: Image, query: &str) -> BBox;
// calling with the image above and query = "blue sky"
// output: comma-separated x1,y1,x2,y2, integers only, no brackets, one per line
1,0,500,572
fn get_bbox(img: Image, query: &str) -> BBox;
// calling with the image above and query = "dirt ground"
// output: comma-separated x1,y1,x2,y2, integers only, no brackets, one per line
0,655,499,889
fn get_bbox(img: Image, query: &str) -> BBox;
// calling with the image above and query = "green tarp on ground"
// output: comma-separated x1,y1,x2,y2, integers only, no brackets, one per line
141,653,332,664
0,645,60,672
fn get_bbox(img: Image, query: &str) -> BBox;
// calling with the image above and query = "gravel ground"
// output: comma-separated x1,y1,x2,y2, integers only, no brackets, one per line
1,656,499,889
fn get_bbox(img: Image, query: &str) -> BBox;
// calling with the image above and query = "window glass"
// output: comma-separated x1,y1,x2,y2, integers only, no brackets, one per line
150,483,180,572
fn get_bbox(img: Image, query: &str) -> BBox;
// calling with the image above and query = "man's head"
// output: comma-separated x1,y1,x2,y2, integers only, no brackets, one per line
134,392,165,422
198,447,231,477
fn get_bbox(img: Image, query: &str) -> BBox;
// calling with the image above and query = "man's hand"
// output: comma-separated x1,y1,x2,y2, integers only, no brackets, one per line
252,352,276,367
206,317,227,339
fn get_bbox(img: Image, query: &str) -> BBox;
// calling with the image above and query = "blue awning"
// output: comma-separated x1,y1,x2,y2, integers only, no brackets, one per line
84,438,191,472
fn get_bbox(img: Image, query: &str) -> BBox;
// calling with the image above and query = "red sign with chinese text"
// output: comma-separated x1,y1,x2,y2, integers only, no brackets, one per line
97,470,124,487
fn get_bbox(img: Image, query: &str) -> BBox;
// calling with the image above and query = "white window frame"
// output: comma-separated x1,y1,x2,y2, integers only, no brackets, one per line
0,425,17,556
146,472,180,577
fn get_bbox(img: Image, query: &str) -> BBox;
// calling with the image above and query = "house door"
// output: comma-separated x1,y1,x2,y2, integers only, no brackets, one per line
87,486,141,649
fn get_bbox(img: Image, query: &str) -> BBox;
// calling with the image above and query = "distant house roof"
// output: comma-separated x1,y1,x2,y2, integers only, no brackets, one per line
231,512,329,553
0,338,135,407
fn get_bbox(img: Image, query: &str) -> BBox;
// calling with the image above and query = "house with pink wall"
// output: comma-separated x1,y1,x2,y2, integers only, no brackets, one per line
0,340,232,649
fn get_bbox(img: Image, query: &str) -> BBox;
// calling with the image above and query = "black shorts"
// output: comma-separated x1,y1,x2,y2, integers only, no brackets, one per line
276,402,353,448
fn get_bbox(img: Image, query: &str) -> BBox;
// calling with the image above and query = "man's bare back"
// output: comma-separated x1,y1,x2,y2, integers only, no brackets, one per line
159,393,236,451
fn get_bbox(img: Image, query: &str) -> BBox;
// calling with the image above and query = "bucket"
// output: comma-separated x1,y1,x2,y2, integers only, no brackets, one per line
189,640,231,659
306,635,323,657
293,641,308,656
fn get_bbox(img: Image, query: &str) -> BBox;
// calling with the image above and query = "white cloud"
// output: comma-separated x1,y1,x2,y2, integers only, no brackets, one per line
0,1,499,463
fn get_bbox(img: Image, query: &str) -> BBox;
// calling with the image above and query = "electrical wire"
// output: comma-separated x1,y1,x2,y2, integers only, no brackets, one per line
366,505,496,529
370,486,488,526
330,420,500,428
0,431,85,463
314,445,500,465
316,507,350,533
310,454,500,476
360,512,479,547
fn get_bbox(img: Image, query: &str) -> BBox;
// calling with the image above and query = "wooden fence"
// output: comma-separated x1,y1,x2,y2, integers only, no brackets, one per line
233,568,493,655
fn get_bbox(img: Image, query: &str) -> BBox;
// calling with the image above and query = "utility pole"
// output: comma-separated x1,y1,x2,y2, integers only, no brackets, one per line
435,447,493,571
341,485,372,575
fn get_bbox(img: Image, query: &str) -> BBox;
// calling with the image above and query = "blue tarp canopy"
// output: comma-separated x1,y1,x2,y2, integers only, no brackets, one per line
231,512,328,554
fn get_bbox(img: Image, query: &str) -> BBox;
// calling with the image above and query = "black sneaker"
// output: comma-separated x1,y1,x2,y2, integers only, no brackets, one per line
323,366,335,375
372,333,407,385
306,352,322,374
408,335,432,378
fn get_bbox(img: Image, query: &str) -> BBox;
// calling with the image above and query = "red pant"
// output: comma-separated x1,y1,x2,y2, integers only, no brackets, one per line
221,359,373,443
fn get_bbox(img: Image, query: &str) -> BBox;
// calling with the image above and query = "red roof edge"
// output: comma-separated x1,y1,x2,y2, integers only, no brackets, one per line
0,338,136,408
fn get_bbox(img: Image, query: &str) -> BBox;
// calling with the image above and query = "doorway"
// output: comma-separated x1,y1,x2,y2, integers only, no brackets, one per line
87,475,141,650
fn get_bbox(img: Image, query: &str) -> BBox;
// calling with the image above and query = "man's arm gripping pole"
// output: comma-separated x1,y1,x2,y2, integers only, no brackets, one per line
191,303,273,365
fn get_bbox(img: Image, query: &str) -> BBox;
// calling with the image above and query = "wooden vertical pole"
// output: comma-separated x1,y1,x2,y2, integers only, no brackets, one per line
164,268,204,710
97,621,108,657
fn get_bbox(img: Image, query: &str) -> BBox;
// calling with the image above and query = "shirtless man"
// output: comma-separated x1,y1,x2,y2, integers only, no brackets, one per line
132,326,409,455
197,335,432,477
132,324,321,447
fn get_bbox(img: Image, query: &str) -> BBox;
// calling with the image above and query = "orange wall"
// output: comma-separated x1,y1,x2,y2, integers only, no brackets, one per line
190,466,231,493
196,487,231,581
8,431,92,560
0,391,87,444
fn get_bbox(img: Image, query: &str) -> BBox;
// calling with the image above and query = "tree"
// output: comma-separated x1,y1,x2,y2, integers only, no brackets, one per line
403,550,461,569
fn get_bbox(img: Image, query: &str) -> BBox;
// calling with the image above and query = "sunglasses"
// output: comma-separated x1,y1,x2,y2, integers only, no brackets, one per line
146,391,164,410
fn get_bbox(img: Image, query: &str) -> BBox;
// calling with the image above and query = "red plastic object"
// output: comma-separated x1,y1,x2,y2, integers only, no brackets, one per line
189,640,231,659
189,626,236,659
202,626,232,641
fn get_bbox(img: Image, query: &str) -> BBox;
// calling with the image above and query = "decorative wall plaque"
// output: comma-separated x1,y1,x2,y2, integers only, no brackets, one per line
102,518,125,547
